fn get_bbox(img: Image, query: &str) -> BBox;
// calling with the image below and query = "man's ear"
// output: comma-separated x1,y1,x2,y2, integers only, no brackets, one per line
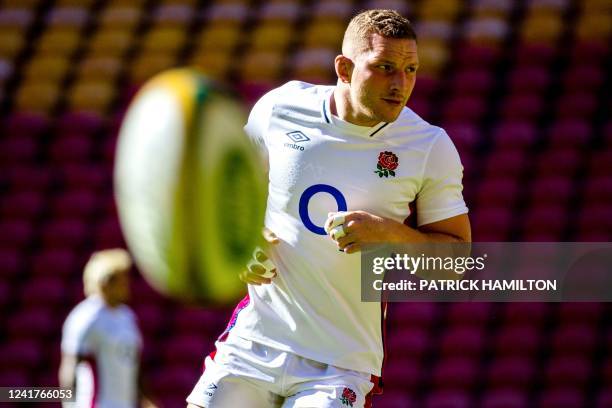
334,55,353,84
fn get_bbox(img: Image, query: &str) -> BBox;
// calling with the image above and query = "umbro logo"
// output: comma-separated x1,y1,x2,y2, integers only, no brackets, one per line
204,383,218,397
285,131,310,151
286,131,310,143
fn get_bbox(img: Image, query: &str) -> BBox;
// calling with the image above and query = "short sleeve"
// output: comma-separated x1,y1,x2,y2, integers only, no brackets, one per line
243,91,276,162
61,312,96,357
416,130,469,226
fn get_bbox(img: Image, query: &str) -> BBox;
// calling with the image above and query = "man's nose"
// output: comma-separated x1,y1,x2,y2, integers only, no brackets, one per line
390,71,407,93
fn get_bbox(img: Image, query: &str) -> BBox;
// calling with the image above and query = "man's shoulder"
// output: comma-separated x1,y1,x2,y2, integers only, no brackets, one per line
261,81,331,105
65,296,104,327
395,106,438,130
117,304,138,322
389,106,445,138
275,80,330,95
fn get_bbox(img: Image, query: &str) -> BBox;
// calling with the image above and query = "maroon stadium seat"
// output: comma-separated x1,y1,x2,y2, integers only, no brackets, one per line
545,356,591,387
577,204,612,237
133,303,166,335
382,360,420,390
0,249,22,281
432,357,478,390
480,389,528,408
492,121,537,150
495,325,542,356
447,302,492,327
51,189,99,218
30,248,77,278
537,388,584,408
486,357,534,389
162,335,208,365
18,276,67,308
508,65,550,93
2,112,50,138
0,136,39,164
391,302,439,329
0,220,34,249
558,303,605,324
596,390,612,408
475,178,519,207
56,111,106,138
424,390,472,408
41,218,89,249
6,307,58,339
514,43,557,65
440,326,486,357
93,216,125,249
443,122,481,155
59,163,109,189
557,92,598,119
551,324,597,356
443,95,486,122
6,165,54,191
535,149,582,177
451,68,493,96
471,207,512,241
501,92,543,121
483,150,528,178
563,64,605,92
1,190,44,219
374,391,413,408
528,177,573,204
0,340,44,371
584,177,612,205
48,136,93,163
546,119,591,148
456,44,501,68
386,327,428,361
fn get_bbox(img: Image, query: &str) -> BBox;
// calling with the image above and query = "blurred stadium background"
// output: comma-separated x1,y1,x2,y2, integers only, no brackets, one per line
0,0,610,406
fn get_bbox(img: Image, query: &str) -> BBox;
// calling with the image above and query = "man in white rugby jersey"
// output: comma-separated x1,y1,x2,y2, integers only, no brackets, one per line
59,249,156,408
187,9,470,408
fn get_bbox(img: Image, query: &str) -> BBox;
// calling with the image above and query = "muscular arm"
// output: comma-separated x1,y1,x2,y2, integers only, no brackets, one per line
59,353,80,408
59,354,78,389
328,211,470,253
379,213,471,244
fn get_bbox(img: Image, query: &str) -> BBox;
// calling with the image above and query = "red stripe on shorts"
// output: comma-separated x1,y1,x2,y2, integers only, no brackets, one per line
217,294,250,342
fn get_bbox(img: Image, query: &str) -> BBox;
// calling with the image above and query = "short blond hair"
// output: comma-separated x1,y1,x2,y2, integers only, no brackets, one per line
83,248,132,296
342,9,417,56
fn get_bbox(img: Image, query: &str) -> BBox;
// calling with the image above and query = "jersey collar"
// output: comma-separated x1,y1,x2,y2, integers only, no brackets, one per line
322,88,389,138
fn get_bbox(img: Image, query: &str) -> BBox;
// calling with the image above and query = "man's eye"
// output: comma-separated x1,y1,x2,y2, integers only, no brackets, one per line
378,65,392,71
406,66,417,73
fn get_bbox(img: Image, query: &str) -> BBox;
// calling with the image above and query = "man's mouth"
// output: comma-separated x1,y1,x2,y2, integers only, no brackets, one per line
381,98,403,106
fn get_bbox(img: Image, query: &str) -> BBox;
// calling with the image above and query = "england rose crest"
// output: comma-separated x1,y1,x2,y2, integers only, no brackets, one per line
340,387,357,406
375,151,399,178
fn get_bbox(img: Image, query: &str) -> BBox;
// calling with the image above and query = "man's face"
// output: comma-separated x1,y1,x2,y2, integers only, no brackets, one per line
347,34,418,126
100,270,130,307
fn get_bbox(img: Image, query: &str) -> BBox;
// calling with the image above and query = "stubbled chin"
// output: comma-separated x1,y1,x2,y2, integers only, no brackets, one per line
381,107,403,123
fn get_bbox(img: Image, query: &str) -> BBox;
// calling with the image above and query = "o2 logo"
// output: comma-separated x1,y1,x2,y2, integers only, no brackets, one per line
299,184,347,235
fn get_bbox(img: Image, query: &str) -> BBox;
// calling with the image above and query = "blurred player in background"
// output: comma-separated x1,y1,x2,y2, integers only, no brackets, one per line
59,249,156,408
188,9,470,408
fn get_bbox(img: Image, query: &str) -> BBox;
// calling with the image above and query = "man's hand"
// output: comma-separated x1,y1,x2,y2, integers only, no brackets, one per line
238,228,279,285
325,211,388,254
325,211,471,254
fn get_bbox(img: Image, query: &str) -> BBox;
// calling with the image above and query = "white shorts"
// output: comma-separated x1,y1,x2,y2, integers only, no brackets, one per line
186,335,378,408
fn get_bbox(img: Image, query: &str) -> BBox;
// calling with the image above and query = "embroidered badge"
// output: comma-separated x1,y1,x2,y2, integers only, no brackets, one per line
375,151,399,178
340,387,357,406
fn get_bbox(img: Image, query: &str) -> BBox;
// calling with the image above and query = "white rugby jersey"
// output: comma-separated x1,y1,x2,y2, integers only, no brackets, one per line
61,295,142,408
228,81,468,376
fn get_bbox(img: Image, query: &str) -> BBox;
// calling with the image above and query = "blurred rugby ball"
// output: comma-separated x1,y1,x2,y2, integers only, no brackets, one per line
114,69,266,304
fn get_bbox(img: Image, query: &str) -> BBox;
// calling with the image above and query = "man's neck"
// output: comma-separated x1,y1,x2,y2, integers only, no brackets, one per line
331,87,379,127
